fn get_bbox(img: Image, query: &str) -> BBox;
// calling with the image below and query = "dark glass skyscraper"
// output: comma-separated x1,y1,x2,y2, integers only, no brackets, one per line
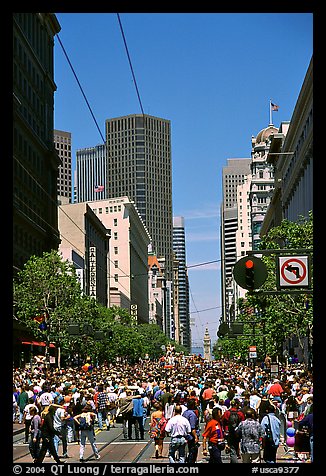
105,114,173,283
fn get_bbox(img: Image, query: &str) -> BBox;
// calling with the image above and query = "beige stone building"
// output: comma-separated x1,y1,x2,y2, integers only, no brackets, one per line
58,202,110,308
87,197,151,324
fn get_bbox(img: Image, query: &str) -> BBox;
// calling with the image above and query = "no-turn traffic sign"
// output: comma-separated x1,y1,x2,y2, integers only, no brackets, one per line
278,256,310,287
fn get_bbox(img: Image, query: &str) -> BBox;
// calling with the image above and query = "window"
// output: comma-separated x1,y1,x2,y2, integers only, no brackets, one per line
114,247,118,254
114,274,118,282
114,218,118,226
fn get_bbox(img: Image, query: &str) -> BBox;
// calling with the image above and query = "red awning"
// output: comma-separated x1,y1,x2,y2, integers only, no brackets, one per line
21,340,55,348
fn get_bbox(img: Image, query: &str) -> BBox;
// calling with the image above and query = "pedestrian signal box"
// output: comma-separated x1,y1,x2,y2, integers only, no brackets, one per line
233,256,268,291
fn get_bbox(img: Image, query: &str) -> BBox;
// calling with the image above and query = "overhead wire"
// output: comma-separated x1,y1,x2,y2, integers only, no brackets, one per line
56,18,222,334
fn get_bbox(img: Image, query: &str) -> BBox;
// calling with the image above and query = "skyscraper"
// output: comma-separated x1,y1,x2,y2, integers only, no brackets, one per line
220,158,251,324
105,114,173,282
173,216,190,350
76,144,107,203
54,130,72,204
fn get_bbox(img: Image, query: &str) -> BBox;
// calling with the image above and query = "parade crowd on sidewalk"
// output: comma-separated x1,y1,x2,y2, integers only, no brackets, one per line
13,346,313,464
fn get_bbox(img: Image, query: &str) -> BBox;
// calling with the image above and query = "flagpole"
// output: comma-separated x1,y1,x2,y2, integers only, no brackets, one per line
269,99,272,125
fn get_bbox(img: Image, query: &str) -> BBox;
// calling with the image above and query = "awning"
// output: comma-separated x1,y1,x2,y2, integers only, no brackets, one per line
21,340,55,348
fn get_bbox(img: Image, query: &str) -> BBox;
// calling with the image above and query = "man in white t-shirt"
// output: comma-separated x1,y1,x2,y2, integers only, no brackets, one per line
165,405,192,463
37,389,54,410
53,405,69,458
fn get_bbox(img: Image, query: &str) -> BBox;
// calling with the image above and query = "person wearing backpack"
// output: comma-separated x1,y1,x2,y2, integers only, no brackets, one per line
222,399,244,463
73,404,100,462
149,402,168,458
34,404,64,464
260,402,281,463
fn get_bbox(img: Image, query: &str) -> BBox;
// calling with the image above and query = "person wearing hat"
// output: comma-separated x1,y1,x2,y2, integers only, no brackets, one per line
74,404,100,462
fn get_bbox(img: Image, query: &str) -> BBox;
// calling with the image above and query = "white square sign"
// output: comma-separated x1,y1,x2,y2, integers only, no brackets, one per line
278,256,309,287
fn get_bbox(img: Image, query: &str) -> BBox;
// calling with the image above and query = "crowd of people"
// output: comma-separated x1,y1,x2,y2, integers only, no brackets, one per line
13,347,313,464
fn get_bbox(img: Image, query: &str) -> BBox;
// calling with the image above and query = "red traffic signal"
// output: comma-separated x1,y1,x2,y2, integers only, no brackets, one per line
245,260,255,289
245,259,254,269
233,256,268,291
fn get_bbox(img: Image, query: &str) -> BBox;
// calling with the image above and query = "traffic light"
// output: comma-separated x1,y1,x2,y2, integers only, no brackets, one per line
217,322,230,338
233,255,268,291
245,258,255,290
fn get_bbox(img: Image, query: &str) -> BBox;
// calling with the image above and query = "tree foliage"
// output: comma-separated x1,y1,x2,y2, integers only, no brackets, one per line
13,249,185,366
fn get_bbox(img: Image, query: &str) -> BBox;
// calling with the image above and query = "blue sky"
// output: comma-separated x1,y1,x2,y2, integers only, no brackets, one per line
53,12,313,348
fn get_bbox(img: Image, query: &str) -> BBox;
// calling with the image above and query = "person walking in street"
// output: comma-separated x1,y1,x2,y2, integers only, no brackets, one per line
267,379,284,404
22,397,39,444
118,389,134,439
164,405,192,463
182,398,200,463
95,384,109,431
235,407,265,463
107,386,118,429
149,402,167,459
202,407,225,463
53,399,70,459
17,385,30,424
74,404,100,462
132,391,146,440
35,404,64,464
28,406,42,463
222,399,244,463
298,402,313,462
261,402,281,463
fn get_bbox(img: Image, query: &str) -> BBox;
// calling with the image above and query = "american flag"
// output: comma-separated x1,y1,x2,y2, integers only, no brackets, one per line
94,185,104,192
271,102,279,111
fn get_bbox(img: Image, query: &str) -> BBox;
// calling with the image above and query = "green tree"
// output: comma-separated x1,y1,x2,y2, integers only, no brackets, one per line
14,250,86,367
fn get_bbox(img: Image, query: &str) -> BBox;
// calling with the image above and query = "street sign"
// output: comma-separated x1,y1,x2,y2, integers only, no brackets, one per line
249,345,257,359
278,256,309,287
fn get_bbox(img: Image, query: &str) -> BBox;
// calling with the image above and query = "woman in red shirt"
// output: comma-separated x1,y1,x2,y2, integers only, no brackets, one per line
201,407,225,463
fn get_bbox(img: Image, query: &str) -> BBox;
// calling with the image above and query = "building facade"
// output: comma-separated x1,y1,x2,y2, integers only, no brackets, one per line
13,13,61,274
148,254,164,330
76,144,107,203
54,129,72,204
58,202,110,307
250,125,277,249
262,56,313,233
88,197,151,324
173,216,190,351
105,114,173,283
220,159,251,323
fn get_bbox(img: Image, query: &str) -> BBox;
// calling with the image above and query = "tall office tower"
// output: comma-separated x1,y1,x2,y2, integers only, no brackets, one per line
76,144,107,202
54,130,72,204
250,124,277,249
105,114,173,283
173,216,190,351
13,13,61,275
220,159,251,324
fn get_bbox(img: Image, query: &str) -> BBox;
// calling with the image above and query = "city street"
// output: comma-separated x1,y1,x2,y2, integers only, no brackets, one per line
13,419,304,465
